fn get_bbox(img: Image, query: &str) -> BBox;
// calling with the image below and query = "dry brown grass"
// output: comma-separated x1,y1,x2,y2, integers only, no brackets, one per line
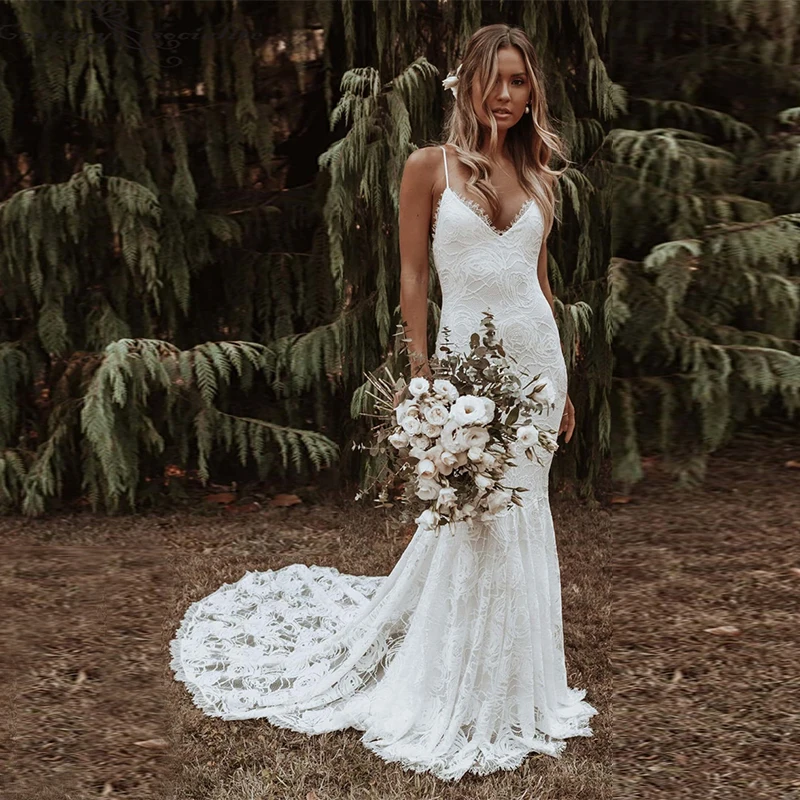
612,425,800,799
5,428,797,799
0,480,610,800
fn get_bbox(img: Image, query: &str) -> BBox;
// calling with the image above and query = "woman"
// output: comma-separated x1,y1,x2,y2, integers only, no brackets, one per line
170,23,597,781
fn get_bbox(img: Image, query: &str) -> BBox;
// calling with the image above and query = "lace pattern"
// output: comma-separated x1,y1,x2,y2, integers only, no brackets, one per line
432,187,537,241
170,144,597,781
170,503,596,781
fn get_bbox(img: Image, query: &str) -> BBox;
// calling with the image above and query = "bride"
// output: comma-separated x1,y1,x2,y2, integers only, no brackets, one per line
170,23,597,781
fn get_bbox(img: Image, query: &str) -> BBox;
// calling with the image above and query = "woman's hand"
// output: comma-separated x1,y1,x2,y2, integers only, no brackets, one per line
558,393,575,443
392,386,405,409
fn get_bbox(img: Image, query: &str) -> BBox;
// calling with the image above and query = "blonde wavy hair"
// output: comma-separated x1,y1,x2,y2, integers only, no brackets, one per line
439,24,569,236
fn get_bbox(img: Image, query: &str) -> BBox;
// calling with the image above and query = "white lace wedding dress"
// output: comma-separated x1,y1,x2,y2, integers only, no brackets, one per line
170,145,597,780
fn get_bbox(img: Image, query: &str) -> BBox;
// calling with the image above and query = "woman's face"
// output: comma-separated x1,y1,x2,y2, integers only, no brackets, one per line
470,46,531,131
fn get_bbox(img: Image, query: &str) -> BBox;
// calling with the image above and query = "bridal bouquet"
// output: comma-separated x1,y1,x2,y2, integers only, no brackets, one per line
353,312,559,534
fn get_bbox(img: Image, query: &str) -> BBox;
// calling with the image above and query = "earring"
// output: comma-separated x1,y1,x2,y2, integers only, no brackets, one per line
524,105,530,114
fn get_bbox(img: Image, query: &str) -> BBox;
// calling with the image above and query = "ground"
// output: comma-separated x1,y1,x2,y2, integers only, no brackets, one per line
613,424,800,800
1,426,797,799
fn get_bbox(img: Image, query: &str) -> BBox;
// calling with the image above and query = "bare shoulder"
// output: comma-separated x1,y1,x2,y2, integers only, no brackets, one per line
402,145,443,182
400,146,445,211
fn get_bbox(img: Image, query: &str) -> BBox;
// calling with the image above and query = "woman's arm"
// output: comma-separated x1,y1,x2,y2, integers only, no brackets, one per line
537,238,575,442
398,147,436,380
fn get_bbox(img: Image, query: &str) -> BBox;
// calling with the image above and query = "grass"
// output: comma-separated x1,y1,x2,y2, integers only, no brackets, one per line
0,477,610,799
612,424,800,799
6,426,795,798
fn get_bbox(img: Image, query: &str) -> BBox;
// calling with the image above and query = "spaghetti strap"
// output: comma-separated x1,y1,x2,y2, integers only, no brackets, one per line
441,145,449,189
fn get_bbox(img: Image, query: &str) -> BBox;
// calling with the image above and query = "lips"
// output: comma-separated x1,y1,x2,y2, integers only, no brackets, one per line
493,110,512,116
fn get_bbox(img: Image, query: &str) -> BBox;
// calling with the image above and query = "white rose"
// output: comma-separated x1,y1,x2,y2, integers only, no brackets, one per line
408,376,430,398
479,396,496,424
452,395,487,426
423,402,450,427
435,459,454,477
531,381,556,408
409,434,430,450
475,473,494,490
462,426,490,450
388,430,409,449
487,489,513,515
439,449,458,467
440,419,468,454
425,443,443,459
467,446,484,462
395,399,419,425
481,451,497,469
409,445,429,461
436,486,457,509
454,450,469,467
400,415,422,435
433,379,459,403
421,421,442,438
415,476,441,500
516,425,537,447
416,458,437,479
434,449,457,476
415,508,439,531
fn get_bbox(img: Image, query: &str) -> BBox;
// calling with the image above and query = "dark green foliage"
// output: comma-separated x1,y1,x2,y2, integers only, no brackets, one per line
607,0,800,487
0,0,615,515
0,0,342,514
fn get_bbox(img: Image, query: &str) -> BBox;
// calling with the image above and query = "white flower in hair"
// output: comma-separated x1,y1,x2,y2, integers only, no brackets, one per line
442,64,462,97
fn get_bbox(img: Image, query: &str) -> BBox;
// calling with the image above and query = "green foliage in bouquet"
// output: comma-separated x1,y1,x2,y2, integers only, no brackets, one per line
354,313,557,532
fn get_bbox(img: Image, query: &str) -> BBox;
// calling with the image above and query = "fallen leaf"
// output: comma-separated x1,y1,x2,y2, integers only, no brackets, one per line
224,502,262,514
704,625,741,636
204,492,236,504
610,495,632,504
790,568,800,578
784,460,800,469
307,792,321,800
270,493,302,507
100,782,114,796
133,738,170,749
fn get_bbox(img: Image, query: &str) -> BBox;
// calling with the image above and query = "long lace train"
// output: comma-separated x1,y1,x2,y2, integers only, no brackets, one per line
170,494,596,780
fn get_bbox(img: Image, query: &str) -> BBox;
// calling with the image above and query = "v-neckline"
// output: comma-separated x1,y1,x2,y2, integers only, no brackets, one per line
435,187,536,240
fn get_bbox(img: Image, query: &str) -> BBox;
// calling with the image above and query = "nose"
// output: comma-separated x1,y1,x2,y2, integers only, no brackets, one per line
495,81,511,102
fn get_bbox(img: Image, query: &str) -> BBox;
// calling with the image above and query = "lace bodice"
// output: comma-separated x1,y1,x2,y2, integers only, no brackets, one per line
431,145,567,501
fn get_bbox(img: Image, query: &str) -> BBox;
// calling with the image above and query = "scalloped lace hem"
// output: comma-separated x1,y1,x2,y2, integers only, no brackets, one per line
171,628,596,781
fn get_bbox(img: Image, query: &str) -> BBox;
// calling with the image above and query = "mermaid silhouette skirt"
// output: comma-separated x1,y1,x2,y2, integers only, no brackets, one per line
170,145,597,780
